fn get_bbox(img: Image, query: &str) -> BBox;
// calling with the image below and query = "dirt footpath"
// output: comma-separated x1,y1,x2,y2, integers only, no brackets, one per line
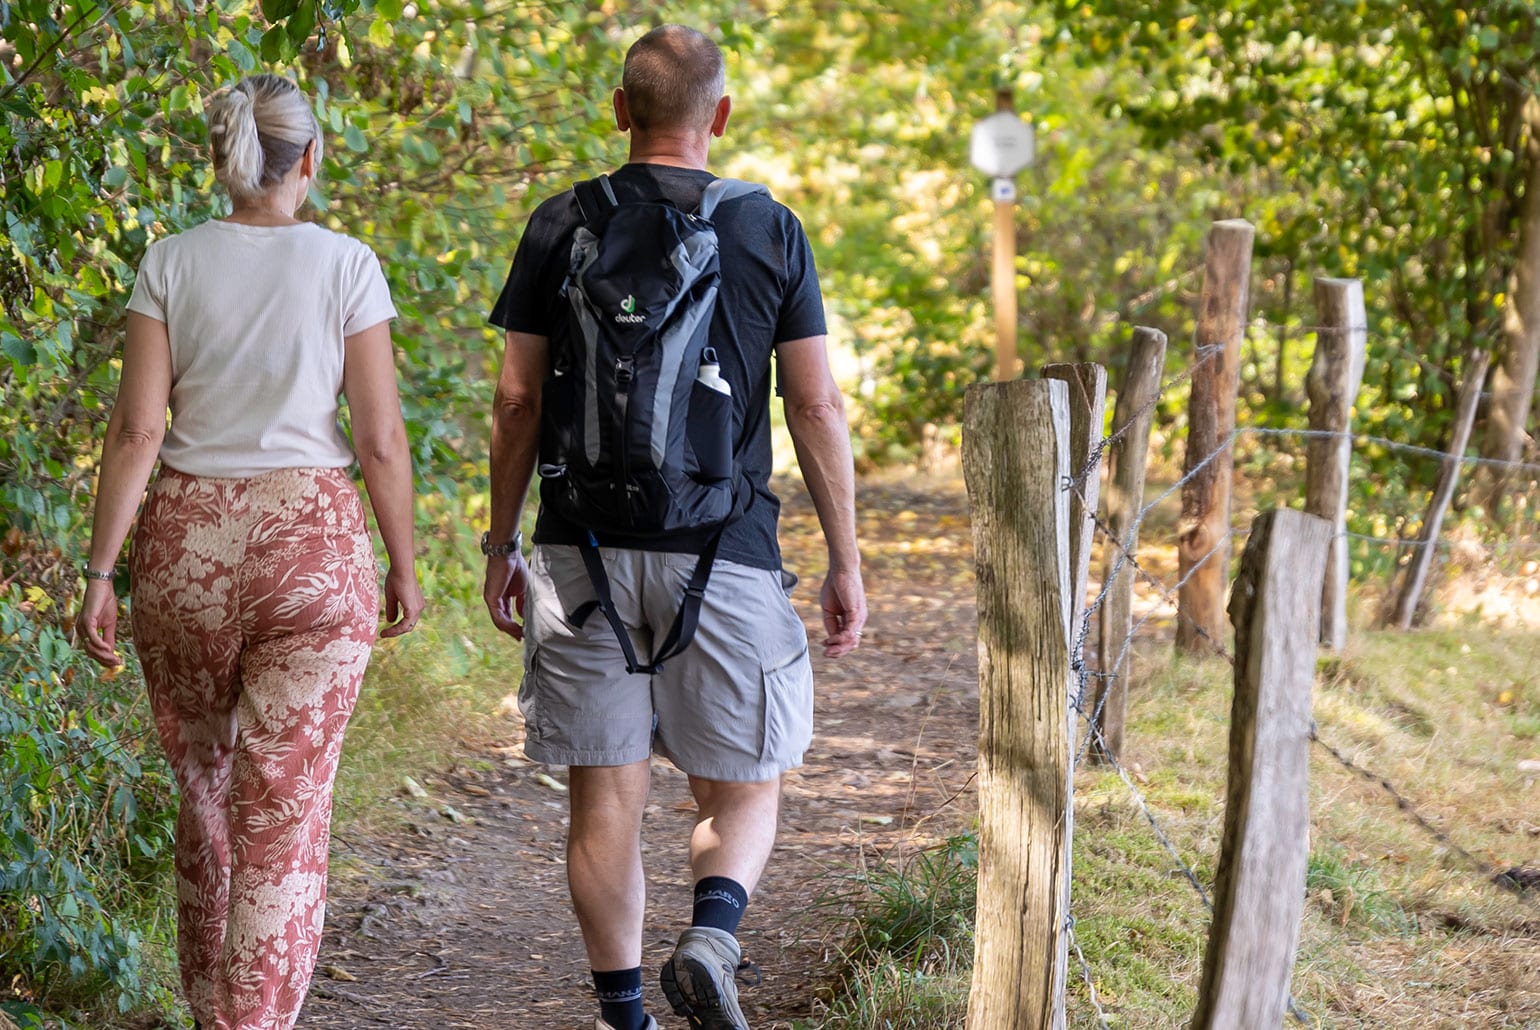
302,473,980,1029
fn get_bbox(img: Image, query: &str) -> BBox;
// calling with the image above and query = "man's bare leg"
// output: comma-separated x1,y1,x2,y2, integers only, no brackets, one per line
686,776,781,892
568,758,652,1026
660,776,782,1028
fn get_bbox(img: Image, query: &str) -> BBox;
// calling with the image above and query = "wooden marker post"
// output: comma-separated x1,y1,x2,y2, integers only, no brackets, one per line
970,90,1035,381
993,152,1018,379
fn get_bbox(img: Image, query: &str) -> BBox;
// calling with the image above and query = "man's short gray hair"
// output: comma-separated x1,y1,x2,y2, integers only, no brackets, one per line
622,25,725,133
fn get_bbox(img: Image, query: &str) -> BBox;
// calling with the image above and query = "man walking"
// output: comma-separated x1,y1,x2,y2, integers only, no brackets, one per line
482,24,866,1030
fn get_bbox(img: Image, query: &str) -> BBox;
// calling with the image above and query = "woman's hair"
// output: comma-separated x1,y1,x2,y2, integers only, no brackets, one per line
206,74,322,205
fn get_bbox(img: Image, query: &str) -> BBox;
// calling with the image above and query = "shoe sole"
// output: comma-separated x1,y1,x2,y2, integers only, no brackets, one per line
660,953,747,1030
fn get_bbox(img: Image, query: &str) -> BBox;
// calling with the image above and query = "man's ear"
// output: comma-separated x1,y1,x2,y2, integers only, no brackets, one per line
710,94,731,138
614,87,632,132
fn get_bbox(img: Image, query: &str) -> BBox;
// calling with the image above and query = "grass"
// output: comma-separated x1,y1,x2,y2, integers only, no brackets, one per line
805,616,1540,1029
331,604,519,836
796,836,978,1030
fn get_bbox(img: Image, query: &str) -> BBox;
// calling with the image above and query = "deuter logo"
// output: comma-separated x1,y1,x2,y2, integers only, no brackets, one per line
615,294,645,324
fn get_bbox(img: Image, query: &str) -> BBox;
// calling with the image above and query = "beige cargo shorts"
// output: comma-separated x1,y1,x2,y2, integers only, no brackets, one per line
519,544,814,782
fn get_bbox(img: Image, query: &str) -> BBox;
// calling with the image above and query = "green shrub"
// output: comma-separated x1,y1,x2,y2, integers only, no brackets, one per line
0,589,177,1015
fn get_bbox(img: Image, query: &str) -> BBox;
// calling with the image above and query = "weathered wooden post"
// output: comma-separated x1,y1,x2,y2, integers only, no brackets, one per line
963,378,1072,1030
1191,508,1331,1030
1092,328,1168,761
1382,350,1493,629
1041,361,1107,644
1305,278,1368,649
1177,220,1255,654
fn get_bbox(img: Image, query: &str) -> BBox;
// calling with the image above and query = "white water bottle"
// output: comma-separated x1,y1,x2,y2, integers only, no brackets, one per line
696,347,731,396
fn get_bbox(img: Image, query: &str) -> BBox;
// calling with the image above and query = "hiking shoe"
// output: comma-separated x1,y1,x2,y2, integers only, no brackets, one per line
595,1018,657,1030
660,926,751,1029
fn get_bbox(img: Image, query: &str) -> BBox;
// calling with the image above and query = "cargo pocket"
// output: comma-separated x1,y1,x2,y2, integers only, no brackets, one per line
517,641,544,747
759,646,812,765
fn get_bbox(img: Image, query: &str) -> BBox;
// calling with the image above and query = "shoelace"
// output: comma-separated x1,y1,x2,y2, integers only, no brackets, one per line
734,958,762,987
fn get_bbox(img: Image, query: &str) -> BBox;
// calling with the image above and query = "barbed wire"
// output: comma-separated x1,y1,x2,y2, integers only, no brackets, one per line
1030,274,1537,1025
1240,426,1540,476
1066,915,1114,1030
1067,342,1226,494
1307,725,1540,913
1065,664,1316,1026
1047,348,1540,1025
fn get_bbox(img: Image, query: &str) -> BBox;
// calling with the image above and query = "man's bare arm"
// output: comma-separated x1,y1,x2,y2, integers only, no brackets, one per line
484,330,548,638
777,335,866,656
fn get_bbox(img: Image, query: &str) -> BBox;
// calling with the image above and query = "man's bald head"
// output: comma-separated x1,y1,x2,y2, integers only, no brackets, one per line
622,25,725,133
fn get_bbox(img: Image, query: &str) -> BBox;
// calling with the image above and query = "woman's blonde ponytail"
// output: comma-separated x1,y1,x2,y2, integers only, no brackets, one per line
208,82,264,203
206,74,321,206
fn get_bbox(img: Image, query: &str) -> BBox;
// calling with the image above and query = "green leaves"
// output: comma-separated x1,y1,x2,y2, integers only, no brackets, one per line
0,593,175,1014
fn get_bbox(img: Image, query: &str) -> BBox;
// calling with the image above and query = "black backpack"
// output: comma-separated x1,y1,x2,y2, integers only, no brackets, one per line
537,173,767,674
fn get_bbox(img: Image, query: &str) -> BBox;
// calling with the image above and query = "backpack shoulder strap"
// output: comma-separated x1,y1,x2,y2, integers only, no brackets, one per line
572,175,619,225
697,178,768,220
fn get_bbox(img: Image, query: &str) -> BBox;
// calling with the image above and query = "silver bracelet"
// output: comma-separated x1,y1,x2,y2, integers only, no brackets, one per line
82,566,113,582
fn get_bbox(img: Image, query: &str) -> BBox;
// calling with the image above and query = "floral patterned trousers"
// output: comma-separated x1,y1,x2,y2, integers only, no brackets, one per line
131,468,378,1030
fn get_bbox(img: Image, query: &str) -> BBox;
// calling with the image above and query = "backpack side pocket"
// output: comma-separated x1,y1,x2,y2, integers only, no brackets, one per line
686,377,733,482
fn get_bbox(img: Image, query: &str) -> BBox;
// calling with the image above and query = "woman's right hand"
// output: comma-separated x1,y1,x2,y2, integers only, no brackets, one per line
380,563,424,638
77,580,124,666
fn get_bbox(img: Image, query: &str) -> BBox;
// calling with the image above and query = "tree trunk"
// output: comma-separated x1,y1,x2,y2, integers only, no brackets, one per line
1478,94,1540,507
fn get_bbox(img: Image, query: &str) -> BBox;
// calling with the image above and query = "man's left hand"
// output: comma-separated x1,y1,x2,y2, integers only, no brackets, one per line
818,565,866,658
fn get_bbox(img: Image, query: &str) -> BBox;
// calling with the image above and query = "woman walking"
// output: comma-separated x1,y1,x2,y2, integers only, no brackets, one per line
76,73,423,1030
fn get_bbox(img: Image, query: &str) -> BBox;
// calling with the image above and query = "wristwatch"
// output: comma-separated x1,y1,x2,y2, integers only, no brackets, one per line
480,530,523,558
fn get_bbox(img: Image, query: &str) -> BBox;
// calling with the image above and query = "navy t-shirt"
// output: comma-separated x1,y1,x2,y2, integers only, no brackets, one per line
488,163,828,571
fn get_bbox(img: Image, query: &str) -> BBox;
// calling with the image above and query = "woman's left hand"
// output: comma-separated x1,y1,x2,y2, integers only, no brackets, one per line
380,563,424,638
77,580,123,666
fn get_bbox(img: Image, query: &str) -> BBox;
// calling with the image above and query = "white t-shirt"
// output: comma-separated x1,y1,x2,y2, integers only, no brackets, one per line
126,220,397,478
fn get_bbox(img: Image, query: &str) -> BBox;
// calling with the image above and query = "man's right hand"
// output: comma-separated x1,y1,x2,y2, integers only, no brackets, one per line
484,554,530,639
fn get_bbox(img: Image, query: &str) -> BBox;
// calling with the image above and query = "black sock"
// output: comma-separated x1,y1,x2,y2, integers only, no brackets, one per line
593,966,645,1030
691,875,749,936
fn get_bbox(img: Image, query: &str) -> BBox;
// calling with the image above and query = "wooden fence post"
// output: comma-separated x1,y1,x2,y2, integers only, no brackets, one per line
963,378,1072,1030
1092,328,1168,761
1382,349,1493,629
1191,508,1331,1030
1041,362,1108,645
1177,219,1255,654
1305,277,1368,650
